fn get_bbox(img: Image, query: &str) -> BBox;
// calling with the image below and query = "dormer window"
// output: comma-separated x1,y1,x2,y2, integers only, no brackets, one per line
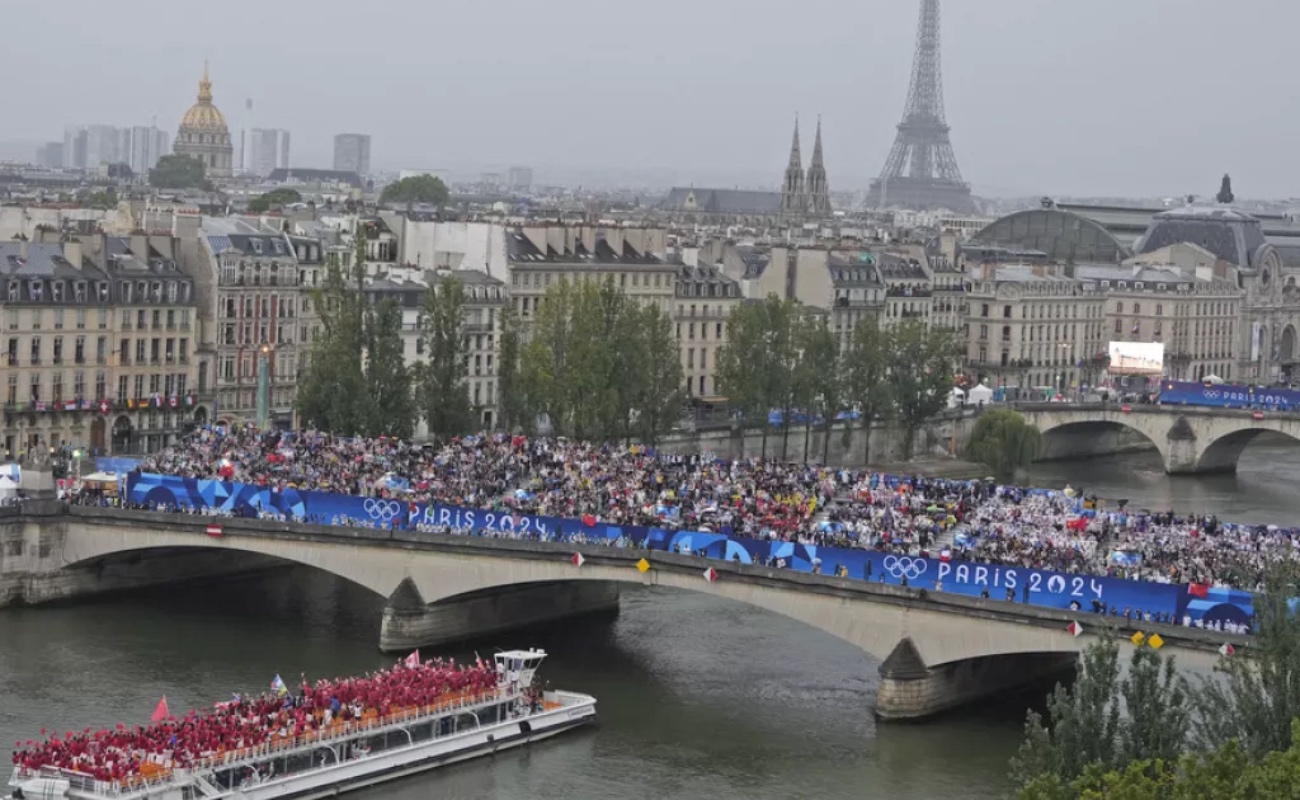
74,282,86,303
51,282,63,303
167,282,177,302
137,281,148,300
97,282,108,301
28,281,42,301
122,282,133,303
6,281,17,302
251,239,264,254
152,282,162,302
272,239,284,255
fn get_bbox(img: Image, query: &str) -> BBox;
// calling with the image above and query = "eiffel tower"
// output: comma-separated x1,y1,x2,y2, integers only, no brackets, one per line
866,0,975,213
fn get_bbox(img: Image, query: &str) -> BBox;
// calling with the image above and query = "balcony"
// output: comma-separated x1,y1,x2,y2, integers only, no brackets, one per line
29,357,40,366
52,356,63,365
96,355,106,365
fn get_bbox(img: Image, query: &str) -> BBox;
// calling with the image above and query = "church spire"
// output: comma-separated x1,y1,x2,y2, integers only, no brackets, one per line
805,116,831,215
198,61,213,104
781,116,806,215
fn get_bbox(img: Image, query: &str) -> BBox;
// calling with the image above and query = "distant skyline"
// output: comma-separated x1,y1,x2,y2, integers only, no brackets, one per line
4,0,1300,198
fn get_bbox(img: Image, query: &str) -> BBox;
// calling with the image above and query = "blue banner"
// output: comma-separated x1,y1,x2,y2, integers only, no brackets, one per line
1159,380,1300,411
125,472,1252,628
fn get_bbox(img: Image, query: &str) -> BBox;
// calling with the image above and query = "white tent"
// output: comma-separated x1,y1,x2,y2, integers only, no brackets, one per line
947,387,966,409
0,475,17,501
1203,374,1225,385
967,382,994,407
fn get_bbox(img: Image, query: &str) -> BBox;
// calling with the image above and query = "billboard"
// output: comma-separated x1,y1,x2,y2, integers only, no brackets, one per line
1108,341,1164,376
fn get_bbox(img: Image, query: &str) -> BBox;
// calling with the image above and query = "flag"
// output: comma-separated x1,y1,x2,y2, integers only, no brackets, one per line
1219,643,1235,657
571,552,585,567
150,696,169,723
939,547,952,563
271,675,288,696
1067,621,1083,638
636,558,651,573
702,567,718,583
404,650,420,669
1188,583,1210,599
205,523,223,537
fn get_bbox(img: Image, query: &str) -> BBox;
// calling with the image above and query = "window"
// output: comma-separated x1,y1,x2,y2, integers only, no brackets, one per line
74,372,85,399
30,336,40,364
95,371,106,399
117,376,129,401
53,308,64,329
76,308,86,329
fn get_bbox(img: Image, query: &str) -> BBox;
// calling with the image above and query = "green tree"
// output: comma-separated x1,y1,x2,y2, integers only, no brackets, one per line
1012,635,1192,792
792,313,841,462
1194,565,1300,757
887,320,957,460
716,295,799,459
965,408,1042,480
296,254,366,433
248,187,302,213
149,154,208,190
496,307,526,433
630,301,686,445
362,298,415,438
416,275,476,441
841,317,893,465
380,174,449,207
517,278,684,443
1018,720,1300,800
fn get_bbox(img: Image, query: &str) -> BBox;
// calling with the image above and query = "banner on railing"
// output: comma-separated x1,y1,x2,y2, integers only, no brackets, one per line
125,472,1253,627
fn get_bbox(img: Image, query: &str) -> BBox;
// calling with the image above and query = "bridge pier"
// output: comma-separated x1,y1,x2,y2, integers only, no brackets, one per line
379,579,621,653
874,639,1077,721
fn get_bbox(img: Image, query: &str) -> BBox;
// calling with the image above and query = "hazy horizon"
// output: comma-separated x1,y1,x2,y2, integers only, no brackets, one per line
5,0,1299,199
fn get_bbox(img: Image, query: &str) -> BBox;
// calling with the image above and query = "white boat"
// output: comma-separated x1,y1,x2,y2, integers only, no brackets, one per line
8,650,595,800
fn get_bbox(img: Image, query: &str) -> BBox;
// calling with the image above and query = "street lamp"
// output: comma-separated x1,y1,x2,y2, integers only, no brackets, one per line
256,343,273,431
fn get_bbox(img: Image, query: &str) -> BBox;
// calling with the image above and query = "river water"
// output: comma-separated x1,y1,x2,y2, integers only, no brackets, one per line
3,441,1299,800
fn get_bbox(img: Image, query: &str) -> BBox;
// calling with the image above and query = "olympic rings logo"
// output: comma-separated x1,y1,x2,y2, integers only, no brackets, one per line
1203,390,1221,399
883,555,928,581
363,498,403,522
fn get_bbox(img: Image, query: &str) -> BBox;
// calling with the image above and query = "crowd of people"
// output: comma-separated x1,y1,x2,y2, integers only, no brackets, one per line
130,427,1299,593
10,657,501,786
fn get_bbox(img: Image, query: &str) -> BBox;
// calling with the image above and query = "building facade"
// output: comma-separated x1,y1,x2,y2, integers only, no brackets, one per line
674,264,742,400
333,134,372,176
1,234,204,458
174,64,234,178
189,219,317,427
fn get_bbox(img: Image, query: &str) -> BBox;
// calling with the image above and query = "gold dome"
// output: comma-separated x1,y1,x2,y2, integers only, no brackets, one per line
180,62,228,132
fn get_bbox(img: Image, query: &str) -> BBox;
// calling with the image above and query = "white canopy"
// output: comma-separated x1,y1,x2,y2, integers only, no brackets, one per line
81,471,118,483
1203,374,1225,385
967,383,994,405
0,475,17,499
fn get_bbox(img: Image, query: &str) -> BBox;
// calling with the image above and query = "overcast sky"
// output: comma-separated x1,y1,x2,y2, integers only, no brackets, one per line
5,0,1298,197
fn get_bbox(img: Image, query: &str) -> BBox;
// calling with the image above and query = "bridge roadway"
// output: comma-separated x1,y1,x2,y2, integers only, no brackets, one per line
1013,402,1300,474
0,503,1237,721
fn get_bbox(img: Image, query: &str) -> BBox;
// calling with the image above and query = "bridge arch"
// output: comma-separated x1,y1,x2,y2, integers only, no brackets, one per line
1195,427,1300,473
1032,416,1167,465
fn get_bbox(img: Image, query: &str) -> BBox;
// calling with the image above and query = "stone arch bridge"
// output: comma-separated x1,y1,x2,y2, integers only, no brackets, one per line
0,507,1228,721
1017,403,1300,474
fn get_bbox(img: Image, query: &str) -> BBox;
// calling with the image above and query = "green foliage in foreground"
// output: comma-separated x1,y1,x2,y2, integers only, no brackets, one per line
1018,720,1300,800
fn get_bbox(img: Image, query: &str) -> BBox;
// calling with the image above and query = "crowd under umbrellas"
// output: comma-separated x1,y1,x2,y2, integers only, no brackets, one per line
9,656,499,786
133,426,1300,594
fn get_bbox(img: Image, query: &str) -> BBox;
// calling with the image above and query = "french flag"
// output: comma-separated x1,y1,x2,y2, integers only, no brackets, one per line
205,523,223,538
939,548,952,563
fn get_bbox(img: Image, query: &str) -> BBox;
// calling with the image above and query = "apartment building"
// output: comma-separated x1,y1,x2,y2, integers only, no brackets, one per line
506,225,674,323
1,234,204,458
182,217,322,428
674,264,742,399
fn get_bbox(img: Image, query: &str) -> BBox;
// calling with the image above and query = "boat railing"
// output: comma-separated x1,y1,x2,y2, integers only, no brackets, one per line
182,687,514,773
13,686,518,797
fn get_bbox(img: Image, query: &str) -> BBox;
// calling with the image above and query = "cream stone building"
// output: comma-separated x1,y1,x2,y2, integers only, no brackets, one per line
1,234,205,458
174,63,234,178
674,264,742,400
963,262,1245,392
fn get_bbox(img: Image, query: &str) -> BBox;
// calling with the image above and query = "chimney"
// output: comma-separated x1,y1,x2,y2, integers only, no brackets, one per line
19,239,28,261
63,238,83,270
